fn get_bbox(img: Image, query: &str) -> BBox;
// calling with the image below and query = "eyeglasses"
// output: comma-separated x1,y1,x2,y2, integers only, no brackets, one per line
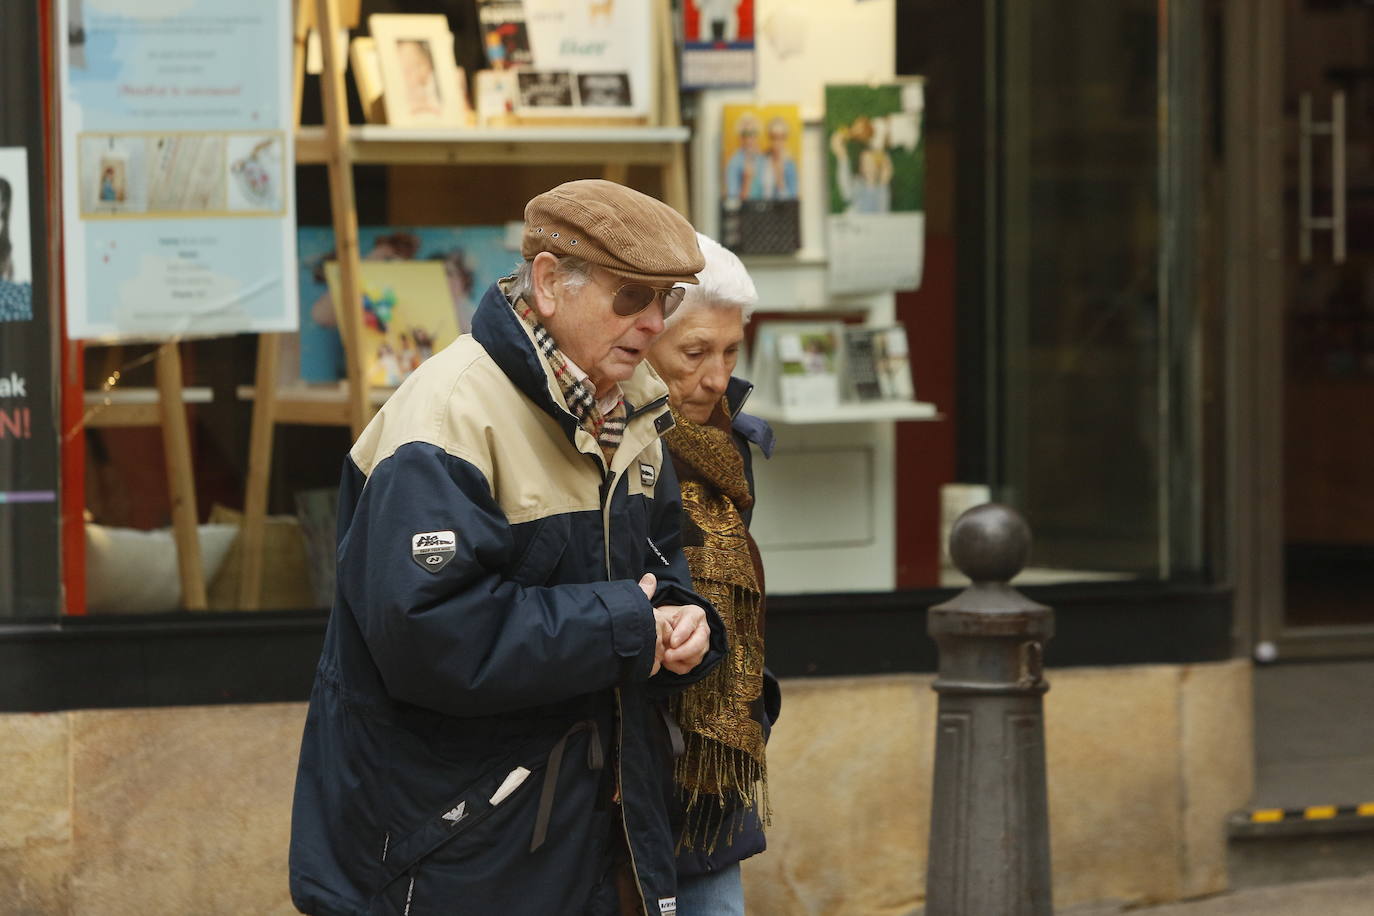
596,276,686,320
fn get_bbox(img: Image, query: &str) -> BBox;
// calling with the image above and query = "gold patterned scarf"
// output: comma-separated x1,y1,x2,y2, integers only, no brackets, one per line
665,401,769,853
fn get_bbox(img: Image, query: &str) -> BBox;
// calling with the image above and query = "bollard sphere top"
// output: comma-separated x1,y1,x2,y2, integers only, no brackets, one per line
948,503,1030,584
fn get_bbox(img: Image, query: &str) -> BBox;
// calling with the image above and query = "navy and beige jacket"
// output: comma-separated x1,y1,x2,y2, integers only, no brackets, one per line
289,281,726,916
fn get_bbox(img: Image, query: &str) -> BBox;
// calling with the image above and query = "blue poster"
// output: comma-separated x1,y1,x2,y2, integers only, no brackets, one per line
59,0,297,340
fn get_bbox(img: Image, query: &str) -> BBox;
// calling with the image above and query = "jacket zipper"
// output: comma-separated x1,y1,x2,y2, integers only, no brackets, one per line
602,398,670,916
615,687,650,916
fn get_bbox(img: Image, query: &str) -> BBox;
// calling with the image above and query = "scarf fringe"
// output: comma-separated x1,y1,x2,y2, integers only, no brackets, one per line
672,583,769,854
674,733,771,855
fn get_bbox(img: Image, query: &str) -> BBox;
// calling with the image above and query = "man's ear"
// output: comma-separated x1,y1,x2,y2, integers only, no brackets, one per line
530,252,561,321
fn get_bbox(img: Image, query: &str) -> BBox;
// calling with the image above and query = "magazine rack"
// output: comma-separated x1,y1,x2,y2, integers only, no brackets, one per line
236,0,690,607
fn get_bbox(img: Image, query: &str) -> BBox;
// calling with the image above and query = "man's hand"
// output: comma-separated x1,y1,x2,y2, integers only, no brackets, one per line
638,574,711,676
639,574,671,676
654,603,711,675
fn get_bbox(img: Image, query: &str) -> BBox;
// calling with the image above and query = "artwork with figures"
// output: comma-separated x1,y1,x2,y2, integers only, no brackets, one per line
824,80,926,294
719,103,802,254
293,225,513,384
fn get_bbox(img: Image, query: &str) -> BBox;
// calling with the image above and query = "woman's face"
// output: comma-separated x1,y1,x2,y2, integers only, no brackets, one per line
647,304,744,424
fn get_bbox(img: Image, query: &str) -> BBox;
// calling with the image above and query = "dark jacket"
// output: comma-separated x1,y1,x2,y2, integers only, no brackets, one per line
289,281,726,916
671,377,781,878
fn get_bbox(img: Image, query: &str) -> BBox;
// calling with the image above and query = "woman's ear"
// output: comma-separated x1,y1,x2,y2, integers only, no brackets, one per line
530,251,561,320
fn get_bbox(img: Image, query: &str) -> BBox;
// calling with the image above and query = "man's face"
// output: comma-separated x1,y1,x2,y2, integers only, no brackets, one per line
535,257,670,397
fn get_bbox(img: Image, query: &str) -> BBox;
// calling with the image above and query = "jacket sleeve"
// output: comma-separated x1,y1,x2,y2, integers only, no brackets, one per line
336,441,661,718
641,448,727,695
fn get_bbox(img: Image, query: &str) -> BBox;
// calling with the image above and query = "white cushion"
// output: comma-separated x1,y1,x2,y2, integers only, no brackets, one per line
85,523,239,614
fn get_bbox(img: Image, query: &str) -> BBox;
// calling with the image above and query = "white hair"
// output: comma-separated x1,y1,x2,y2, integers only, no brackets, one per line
669,233,758,328
508,255,593,302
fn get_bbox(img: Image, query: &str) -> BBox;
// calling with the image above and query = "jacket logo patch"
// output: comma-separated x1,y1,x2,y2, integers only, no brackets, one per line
441,801,467,825
639,462,657,488
412,530,457,573
658,898,677,915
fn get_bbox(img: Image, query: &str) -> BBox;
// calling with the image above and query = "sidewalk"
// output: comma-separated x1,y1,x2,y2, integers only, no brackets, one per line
1062,872,1374,915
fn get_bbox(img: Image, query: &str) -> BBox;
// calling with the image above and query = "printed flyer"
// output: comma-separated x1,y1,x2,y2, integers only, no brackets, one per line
59,0,297,340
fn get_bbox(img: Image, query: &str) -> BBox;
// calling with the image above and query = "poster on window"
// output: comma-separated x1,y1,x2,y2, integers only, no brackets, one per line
0,143,60,615
681,0,755,89
58,0,297,340
824,80,925,295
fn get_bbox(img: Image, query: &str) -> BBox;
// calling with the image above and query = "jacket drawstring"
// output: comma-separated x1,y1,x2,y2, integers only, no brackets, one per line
530,719,603,852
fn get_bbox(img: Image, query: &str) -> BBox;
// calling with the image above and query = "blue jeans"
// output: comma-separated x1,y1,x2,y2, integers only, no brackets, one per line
676,862,745,916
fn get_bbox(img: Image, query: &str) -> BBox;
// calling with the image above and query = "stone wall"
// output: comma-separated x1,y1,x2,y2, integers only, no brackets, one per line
0,659,1251,915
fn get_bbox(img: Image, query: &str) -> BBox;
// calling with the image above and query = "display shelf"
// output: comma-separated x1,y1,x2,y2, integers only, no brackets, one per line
295,124,691,166
83,387,213,406
746,398,939,424
236,382,394,426
83,386,213,428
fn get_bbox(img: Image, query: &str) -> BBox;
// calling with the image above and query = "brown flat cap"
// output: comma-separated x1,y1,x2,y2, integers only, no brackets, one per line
522,179,705,284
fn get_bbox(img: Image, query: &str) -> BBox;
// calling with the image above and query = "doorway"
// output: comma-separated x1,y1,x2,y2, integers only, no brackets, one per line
1277,0,1374,648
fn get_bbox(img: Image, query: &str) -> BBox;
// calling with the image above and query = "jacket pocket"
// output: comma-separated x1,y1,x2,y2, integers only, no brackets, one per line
507,514,571,587
369,719,604,915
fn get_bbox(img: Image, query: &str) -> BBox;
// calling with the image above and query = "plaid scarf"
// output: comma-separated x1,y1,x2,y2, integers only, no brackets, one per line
513,297,627,463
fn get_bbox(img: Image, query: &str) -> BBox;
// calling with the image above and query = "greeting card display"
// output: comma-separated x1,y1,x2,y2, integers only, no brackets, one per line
844,326,915,401
750,321,845,409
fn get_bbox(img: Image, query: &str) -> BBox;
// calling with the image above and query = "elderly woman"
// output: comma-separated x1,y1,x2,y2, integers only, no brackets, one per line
647,233,779,915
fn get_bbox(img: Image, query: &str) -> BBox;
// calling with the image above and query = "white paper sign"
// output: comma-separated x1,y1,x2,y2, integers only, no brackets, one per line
59,0,298,341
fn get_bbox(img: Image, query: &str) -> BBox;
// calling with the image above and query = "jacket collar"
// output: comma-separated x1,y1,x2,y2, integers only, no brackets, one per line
725,376,775,458
472,279,672,433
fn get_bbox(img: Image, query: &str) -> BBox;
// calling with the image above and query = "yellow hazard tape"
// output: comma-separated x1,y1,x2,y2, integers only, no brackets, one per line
1304,806,1337,820
1358,803,1374,817
1251,809,1283,823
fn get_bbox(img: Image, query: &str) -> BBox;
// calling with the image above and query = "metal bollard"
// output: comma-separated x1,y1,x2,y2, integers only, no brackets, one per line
924,504,1054,915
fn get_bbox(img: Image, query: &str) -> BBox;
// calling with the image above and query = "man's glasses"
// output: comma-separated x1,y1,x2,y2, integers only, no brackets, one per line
597,276,686,320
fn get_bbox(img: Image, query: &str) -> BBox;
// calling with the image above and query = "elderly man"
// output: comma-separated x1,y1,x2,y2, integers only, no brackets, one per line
290,180,725,916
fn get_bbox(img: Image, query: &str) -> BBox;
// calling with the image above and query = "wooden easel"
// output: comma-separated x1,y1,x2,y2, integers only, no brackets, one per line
236,0,689,608
84,342,208,610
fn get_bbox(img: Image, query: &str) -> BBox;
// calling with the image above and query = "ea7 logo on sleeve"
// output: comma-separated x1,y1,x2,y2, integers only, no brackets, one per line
411,530,457,573
658,898,676,915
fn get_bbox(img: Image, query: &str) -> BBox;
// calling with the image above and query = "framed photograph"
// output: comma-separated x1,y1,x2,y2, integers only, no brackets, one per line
369,14,469,128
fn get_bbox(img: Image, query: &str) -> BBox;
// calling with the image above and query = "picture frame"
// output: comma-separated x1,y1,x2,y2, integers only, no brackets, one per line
368,14,469,128
349,36,386,125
